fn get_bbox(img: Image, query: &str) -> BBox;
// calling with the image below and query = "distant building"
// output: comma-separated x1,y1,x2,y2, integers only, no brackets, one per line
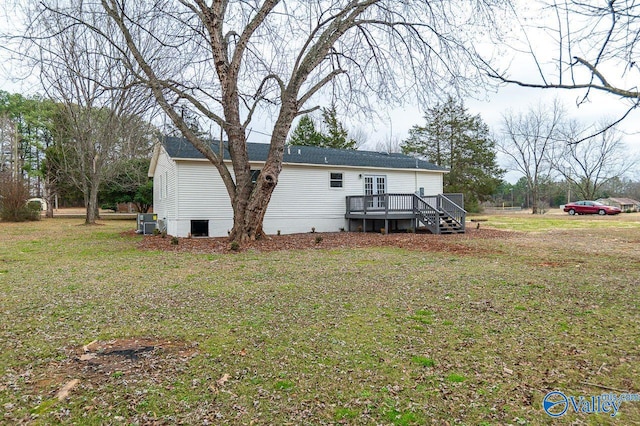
596,197,640,212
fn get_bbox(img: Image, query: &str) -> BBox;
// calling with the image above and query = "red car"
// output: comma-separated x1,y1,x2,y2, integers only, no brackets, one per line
563,200,621,215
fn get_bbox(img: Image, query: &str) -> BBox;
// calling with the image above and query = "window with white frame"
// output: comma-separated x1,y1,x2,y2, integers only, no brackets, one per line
330,172,343,188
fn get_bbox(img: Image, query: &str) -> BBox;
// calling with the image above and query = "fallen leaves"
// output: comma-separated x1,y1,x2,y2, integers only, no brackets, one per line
3,219,640,424
136,228,513,255
216,373,231,387
210,373,232,396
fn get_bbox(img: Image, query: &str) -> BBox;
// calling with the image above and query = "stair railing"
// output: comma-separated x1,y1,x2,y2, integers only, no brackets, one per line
438,194,466,232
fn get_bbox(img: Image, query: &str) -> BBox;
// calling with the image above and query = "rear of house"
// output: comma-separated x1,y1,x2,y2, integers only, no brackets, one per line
149,137,451,237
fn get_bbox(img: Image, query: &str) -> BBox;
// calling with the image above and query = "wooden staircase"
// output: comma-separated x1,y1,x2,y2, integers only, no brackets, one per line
437,211,465,234
414,194,465,234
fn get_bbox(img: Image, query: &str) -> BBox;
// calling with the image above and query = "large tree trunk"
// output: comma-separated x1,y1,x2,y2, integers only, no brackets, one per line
45,201,54,219
85,180,100,224
531,186,538,214
227,105,295,243
230,158,280,242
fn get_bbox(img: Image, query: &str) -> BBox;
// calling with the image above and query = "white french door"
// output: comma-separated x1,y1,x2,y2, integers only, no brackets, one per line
364,175,387,208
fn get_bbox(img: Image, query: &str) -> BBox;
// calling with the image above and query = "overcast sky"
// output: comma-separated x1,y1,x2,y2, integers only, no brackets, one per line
2,2,638,183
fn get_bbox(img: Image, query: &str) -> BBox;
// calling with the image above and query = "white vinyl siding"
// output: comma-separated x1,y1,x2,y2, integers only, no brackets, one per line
177,161,232,219
260,165,444,235
152,149,178,233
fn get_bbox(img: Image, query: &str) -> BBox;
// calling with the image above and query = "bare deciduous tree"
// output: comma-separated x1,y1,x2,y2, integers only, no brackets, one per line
497,100,565,214
31,0,503,241
348,127,368,150
490,1,640,127
22,5,155,224
551,120,636,200
374,134,403,154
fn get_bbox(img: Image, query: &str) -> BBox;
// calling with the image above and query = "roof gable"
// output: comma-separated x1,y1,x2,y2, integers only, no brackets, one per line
161,136,446,172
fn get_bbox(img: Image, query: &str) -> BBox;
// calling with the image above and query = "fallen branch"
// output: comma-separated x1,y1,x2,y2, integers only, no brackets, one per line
580,381,628,394
56,379,80,401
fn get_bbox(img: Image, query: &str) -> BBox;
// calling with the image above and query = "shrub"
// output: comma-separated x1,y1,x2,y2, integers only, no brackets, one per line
0,174,40,222
171,236,179,245
229,241,240,251
315,235,323,244
27,200,42,211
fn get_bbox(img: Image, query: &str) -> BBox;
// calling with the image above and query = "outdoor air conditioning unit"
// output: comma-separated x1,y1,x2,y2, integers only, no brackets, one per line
136,213,157,235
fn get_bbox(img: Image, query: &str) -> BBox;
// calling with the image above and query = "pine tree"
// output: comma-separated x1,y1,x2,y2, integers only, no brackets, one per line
319,105,357,149
288,115,323,146
401,96,503,211
288,106,357,149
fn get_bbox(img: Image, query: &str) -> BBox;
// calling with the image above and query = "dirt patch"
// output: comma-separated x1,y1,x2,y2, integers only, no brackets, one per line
71,338,198,376
31,338,198,398
133,227,515,255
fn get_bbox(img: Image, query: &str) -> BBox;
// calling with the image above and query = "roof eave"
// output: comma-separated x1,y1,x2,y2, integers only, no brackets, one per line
170,156,447,173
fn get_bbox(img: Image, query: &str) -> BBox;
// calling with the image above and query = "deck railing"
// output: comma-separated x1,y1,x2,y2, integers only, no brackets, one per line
413,195,439,233
346,193,416,214
440,193,466,232
346,193,466,234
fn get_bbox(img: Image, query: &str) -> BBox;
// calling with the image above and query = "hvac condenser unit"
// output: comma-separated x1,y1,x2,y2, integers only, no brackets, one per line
136,213,157,235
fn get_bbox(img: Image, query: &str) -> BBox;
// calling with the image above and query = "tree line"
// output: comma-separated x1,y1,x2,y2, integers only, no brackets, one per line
0,91,155,222
494,176,640,213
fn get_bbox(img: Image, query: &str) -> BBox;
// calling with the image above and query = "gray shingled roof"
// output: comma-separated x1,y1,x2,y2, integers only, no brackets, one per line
162,136,446,172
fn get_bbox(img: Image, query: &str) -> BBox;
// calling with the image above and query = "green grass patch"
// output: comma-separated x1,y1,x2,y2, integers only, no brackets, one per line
274,380,294,391
411,356,435,367
446,373,466,383
334,407,358,421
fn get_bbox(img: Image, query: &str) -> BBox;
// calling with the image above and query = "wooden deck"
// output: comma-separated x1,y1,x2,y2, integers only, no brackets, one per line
345,193,466,234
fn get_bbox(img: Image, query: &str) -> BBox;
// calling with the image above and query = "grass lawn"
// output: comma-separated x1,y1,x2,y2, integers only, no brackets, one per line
1,214,639,424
